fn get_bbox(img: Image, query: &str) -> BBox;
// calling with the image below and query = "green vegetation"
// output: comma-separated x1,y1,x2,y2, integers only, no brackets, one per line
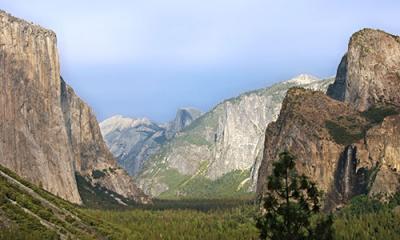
158,169,253,199
325,120,365,145
179,133,210,146
334,195,400,240
257,152,333,240
1,164,400,239
82,203,259,240
361,105,399,123
75,193,400,240
0,164,259,240
326,105,399,145
91,169,106,179
0,166,97,240
75,173,136,209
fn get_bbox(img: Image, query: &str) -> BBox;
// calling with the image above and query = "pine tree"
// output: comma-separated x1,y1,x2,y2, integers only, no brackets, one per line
256,151,333,240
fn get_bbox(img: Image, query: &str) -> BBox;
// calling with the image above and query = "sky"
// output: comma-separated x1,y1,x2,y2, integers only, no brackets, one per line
1,1,400,122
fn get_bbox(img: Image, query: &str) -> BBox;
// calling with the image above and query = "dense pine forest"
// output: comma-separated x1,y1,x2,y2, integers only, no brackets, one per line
1,163,400,239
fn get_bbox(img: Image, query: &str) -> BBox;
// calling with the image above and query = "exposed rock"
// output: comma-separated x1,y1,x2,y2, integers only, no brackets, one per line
0,10,149,204
256,89,368,206
364,115,400,197
258,29,400,209
100,108,202,176
326,54,347,101
100,116,165,176
327,28,400,111
137,75,334,197
165,108,203,139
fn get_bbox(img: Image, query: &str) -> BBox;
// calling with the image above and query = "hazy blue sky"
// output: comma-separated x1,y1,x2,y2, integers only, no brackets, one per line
1,1,400,122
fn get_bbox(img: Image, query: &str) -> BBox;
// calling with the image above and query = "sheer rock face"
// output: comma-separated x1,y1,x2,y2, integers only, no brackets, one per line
0,11,149,204
364,115,400,196
256,89,368,207
327,29,400,111
0,11,81,204
258,29,400,209
137,75,333,197
327,54,347,101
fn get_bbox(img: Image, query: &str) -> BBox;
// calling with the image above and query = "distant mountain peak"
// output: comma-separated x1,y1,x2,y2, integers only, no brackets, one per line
285,74,320,84
166,107,203,136
178,107,203,113
100,107,203,176
100,115,155,136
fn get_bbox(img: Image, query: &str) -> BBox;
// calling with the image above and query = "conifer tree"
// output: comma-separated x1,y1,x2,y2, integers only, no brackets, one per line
256,151,333,240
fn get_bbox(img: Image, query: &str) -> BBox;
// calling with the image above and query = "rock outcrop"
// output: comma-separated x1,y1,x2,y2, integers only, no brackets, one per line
257,29,400,209
136,75,333,197
100,108,202,176
164,108,203,139
327,29,400,111
0,10,149,204
256,88,373,208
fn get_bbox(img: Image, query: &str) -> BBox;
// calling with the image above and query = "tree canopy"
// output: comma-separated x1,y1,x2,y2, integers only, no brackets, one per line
257,151,333,240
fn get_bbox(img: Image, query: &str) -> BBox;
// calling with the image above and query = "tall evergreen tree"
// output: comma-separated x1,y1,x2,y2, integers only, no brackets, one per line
256,151,332,240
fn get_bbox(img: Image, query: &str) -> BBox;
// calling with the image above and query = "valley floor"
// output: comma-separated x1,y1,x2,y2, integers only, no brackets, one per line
1,164,400,240
82,200,259,240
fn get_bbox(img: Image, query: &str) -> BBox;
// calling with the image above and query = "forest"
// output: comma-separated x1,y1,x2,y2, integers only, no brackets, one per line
1,163,400,239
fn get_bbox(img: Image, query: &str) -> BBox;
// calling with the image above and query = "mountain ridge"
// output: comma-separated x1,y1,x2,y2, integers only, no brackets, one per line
135,75,334,198
100,108,203,176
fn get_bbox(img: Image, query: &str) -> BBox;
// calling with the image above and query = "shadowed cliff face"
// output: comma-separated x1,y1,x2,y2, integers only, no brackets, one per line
328,145,369,208
327,54,347,101
257,29,400,209
0,11,150,204
335,146,360,200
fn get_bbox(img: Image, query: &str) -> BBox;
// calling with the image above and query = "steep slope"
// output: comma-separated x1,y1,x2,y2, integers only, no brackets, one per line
0,11,149,204
100,108,202,176
258,29,400,209
327,29,400,111
137,75,334,198
0,165,106,239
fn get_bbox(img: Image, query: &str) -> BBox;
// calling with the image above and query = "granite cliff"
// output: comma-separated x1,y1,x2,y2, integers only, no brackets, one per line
136,75,333,198
327,29,400,111
0,11,149,204
258,29,400,209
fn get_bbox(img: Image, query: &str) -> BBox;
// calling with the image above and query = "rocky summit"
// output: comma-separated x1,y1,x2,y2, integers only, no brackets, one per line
0,11,149,204
135,75,333,198
327,29,400,111
100,108,203,176
258,28,400,209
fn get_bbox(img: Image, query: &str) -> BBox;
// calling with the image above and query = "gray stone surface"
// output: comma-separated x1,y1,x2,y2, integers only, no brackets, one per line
327,29,400,111
0,10,149,204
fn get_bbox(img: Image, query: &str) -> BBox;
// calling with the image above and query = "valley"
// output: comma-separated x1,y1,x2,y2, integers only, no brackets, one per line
102,75,334,198
1,6,400,240
1,164,399,240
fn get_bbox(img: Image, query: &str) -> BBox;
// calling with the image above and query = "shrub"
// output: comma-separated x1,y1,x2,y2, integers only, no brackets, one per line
362,105,398,123
325,120,364,145
92,170,106,179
